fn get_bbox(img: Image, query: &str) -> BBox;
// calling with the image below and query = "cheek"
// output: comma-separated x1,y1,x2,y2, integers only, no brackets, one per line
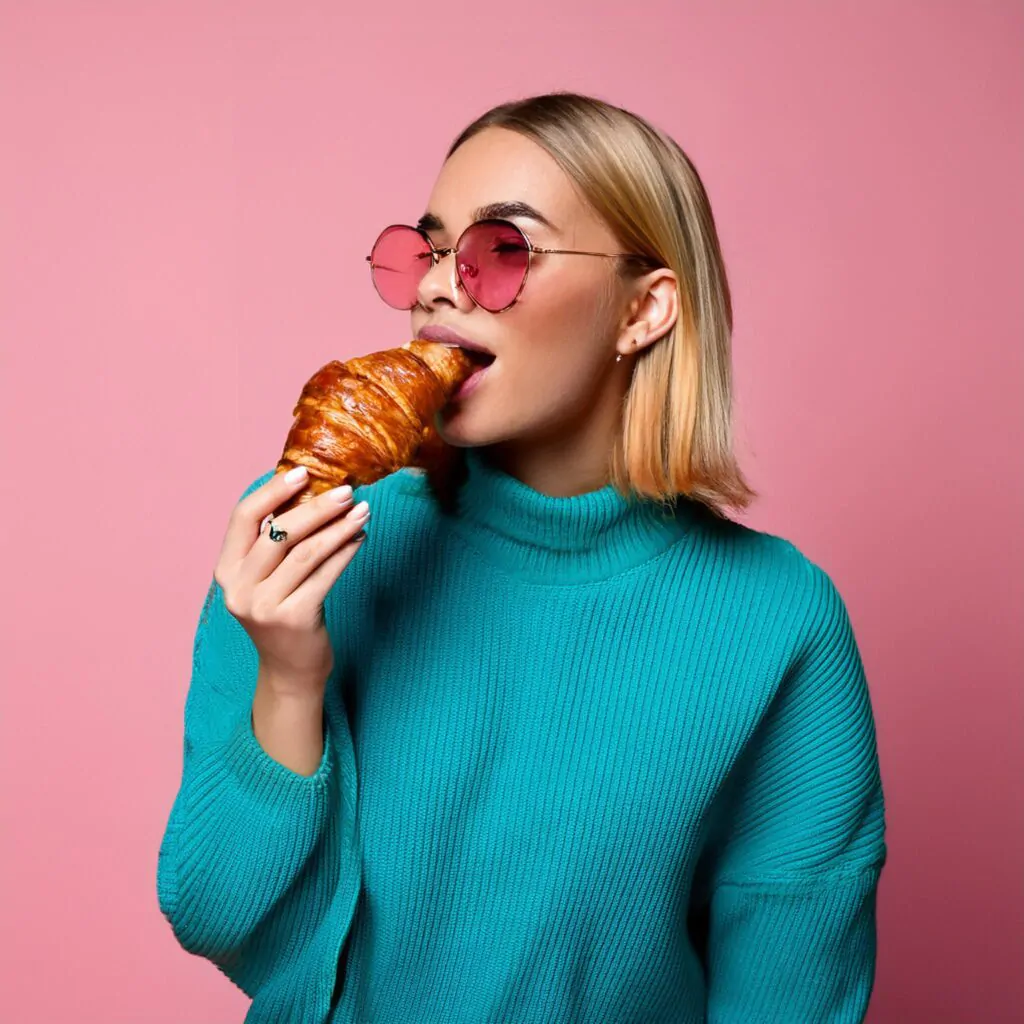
503,271,613,372
441,275,616,443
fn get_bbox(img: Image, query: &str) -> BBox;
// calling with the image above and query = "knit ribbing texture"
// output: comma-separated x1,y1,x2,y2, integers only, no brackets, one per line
157,448,887,1023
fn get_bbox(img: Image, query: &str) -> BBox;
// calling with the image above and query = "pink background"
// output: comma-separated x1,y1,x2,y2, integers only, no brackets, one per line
2,2,1021,1020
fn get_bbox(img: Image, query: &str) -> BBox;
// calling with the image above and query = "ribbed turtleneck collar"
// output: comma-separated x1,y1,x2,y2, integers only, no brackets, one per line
447,447,705,585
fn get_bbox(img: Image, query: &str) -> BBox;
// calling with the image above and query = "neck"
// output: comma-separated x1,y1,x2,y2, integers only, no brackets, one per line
485,441,607,498
486,382,625,497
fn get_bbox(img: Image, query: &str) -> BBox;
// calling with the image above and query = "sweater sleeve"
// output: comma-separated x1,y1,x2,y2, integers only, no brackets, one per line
156,469,340,963
698,560,888,1023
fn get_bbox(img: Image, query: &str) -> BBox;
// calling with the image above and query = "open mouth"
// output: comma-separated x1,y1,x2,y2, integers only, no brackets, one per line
463,348,497,368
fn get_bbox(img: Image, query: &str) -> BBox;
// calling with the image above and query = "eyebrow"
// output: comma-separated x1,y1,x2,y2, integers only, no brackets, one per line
416,201,557,234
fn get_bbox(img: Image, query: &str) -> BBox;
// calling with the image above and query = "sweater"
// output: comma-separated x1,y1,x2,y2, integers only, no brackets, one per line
157,446,888,1023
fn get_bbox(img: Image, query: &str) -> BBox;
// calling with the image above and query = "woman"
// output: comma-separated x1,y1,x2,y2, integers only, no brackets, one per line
157,92,887,1023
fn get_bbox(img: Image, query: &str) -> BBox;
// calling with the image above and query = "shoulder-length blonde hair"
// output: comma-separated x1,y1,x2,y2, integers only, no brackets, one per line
446,91,757,519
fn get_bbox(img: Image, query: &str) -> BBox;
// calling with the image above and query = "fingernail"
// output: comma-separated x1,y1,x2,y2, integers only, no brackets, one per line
327,485,353,503
350,501,370,518
285,465,308,484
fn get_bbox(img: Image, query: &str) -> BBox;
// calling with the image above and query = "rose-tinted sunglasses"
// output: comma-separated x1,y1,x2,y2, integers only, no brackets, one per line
366,219,654,313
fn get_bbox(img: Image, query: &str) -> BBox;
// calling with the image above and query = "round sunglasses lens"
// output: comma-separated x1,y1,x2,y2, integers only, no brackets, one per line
369,226,432,309
458,221,530,311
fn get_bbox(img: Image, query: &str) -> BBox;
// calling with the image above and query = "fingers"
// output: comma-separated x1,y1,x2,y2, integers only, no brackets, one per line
278,527,367,613
245,483,360,584
220,466,313,567
257,500,371,607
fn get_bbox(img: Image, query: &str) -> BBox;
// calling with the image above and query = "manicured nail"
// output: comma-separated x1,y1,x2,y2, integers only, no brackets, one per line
285,465,307,484
350,501,370,519
327,484,353,503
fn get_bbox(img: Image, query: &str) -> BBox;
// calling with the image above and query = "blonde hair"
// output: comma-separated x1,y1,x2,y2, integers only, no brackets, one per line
448,91,757,519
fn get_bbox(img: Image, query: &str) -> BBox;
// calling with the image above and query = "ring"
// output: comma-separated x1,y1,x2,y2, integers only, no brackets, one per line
262,513,288,543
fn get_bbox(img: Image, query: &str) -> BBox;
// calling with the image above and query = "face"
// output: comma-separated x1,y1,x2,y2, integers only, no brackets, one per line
406,127,646,451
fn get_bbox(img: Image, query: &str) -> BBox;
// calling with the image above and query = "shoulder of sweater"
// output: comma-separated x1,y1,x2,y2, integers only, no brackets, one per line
685,509,850,630
682,515,871,719
721,523,870,715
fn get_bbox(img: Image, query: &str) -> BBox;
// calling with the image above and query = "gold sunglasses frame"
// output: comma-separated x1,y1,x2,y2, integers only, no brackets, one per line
366,218,656,313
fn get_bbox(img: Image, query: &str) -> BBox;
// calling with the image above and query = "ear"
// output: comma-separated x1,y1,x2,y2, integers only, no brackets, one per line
615,269,679,359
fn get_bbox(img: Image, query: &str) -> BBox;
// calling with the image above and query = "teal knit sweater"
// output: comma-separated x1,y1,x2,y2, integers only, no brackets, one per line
157,448,887,1023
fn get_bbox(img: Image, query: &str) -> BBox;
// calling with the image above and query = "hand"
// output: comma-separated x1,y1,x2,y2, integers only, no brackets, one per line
213,467,370,699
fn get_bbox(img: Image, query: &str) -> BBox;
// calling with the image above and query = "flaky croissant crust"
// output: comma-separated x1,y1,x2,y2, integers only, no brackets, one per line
274,340,475,512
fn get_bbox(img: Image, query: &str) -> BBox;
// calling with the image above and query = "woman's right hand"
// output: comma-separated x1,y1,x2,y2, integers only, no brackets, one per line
213,466,370,700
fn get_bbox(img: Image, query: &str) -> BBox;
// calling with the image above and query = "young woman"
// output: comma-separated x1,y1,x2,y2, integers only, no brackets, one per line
157,92,887,1023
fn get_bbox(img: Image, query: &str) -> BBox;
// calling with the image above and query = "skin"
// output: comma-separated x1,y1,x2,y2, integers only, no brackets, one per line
212,127,683,737
410,126,680,497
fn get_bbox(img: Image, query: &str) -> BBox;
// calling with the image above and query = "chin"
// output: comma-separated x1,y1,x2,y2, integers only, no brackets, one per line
435,408,507,450
435,421,489,449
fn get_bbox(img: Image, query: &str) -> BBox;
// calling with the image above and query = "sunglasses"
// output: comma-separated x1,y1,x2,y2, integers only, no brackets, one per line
366,219,654,313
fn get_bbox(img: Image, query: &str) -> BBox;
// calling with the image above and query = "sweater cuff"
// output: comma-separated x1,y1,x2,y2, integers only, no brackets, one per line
162,708,338,957
216,702,335,803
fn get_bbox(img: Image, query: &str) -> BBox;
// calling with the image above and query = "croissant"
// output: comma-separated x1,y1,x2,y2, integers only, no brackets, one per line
273,340,477,514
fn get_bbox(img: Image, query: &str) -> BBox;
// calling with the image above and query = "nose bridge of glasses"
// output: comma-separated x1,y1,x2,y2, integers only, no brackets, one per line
420,241,465,300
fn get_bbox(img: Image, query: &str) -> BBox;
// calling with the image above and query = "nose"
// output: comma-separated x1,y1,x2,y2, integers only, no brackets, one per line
416,248,474,312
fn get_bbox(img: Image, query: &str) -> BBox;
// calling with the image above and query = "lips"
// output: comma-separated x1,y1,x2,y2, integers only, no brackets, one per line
416,324,495,364
453,361,491,400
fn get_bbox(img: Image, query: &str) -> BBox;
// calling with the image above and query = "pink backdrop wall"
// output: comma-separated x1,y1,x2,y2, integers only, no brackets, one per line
2,2,1021,1020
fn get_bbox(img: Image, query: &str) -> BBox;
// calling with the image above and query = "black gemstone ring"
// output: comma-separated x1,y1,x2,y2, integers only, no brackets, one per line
264,514,288,543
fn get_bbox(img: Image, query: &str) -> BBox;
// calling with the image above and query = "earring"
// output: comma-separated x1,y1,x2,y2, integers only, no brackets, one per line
615,353,622,363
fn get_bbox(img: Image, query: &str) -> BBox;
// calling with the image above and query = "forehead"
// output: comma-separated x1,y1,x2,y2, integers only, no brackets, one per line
425,127,585,232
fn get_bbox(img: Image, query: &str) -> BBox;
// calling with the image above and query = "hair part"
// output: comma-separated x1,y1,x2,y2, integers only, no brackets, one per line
446,91,757,520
